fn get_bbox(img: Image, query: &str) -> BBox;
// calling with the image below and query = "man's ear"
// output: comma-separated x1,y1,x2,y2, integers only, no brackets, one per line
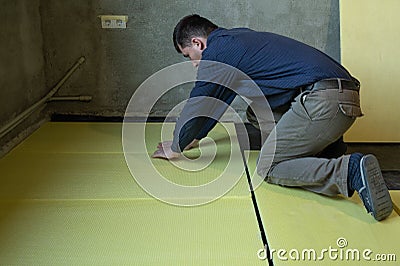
191,37,206,50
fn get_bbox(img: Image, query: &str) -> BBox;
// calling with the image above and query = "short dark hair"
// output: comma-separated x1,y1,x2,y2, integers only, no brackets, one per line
173,14,218,53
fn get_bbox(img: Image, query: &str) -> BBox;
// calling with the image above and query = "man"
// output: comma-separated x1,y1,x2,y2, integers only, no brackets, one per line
152,14,393,221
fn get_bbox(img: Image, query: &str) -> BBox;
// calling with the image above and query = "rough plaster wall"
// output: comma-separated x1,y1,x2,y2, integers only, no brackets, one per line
0,0,339,156
0,0,46,125
40,0,340,118
0,0,47,154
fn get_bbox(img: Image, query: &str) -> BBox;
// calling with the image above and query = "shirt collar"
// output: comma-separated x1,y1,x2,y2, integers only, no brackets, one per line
207,27,226,45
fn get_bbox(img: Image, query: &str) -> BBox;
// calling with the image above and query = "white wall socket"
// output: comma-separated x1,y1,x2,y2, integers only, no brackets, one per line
99,15,128,29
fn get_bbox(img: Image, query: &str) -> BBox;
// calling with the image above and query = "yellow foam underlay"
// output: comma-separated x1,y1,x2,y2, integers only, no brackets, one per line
0,199,264,265
0,122,264,265
1,122,398,264
12,122,236,155
0,151,250,200
12,122,124,153
246,152,400,265
0,152,149,200
391,191,400,216
1,122,250,199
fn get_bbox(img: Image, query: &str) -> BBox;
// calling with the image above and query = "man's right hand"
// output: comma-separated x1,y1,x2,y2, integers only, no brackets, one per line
157,139,199,151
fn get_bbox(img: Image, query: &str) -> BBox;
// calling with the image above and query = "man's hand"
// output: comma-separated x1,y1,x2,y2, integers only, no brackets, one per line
156,140,173,150
152,143,180,160
156,139,199,151
185,139,199,150
152,139,199,160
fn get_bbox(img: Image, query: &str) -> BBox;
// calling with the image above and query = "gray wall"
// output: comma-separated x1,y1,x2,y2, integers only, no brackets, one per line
40,0,340,117
0,0,46,123
0,0,340,153
0,0,47,153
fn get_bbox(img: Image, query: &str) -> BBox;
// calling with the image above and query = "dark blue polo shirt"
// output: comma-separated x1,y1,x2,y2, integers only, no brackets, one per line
171,27,353,152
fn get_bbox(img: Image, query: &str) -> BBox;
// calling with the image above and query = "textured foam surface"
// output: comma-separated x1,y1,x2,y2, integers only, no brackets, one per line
247,152,400,265
0,122,250,199
0,199,265,265
0,122,264,265
12,122,124,153
2,122,397,265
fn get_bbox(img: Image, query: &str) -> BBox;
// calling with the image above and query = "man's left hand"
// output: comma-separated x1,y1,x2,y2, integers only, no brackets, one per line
152,143,180,160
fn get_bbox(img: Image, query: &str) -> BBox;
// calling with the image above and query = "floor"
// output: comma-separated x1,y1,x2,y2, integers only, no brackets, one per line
239,123,400,189
347,144,400,189
0,122,264,265
0,121,399,265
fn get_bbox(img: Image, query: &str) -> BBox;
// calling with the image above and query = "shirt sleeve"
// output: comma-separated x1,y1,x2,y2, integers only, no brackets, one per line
170,81,237,152
170,35,245,153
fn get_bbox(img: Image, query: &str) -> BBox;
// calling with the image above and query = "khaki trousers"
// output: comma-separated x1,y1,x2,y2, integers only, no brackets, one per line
255,87,362,197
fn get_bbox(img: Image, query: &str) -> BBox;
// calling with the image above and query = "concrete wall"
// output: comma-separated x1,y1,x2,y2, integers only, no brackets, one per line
40,0,340,117
0,0,340,154
0,0,47,154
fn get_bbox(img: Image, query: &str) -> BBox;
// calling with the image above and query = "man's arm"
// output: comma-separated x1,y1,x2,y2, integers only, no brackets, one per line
154,36,246,158
170,82,237,153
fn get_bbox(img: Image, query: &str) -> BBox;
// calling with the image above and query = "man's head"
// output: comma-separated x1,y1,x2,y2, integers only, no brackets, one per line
173,14,218,67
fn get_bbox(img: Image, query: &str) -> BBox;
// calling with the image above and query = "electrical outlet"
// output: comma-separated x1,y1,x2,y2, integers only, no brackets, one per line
99,15,128,29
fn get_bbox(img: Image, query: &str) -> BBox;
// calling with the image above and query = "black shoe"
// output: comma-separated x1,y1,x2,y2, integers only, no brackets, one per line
358,155,393,221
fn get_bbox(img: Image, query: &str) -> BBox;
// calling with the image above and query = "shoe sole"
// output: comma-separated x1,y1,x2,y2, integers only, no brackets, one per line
360,154,393,221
